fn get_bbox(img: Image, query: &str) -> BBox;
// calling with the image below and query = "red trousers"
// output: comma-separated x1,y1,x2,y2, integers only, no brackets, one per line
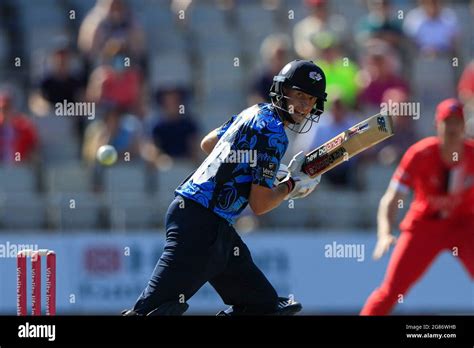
361,219,474,315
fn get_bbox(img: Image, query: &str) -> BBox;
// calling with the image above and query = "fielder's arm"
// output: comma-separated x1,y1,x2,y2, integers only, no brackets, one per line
373,184,408,259
377,185,408,236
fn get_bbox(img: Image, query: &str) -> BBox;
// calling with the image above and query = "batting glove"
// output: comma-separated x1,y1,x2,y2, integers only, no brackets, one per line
280,151,322,200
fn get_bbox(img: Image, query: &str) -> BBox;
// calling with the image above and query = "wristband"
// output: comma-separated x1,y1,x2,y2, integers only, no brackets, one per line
283,177,295,193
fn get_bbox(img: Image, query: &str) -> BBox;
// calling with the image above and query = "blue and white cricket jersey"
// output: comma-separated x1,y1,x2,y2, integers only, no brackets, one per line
176,103,288,224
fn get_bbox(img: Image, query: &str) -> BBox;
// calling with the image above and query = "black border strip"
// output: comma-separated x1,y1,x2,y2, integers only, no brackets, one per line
0,315,472,346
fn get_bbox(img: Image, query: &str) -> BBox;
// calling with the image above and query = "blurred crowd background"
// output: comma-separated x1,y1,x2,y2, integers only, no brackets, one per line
0,0,473,232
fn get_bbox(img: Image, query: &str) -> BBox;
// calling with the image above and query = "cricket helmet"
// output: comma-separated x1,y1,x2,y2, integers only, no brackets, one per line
269,59,327,133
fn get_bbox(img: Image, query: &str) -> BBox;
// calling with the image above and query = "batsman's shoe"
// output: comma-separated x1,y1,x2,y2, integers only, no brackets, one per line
216,296,302,316
146,301,189,316
122,301,189,316
276,296,302,315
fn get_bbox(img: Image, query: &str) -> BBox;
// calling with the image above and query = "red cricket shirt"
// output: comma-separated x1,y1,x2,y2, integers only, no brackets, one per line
0,113,38,163
391,136,474,230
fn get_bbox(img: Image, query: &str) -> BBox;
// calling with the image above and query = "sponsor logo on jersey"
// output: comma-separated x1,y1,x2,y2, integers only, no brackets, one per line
262,168,276,179
262,161,277,179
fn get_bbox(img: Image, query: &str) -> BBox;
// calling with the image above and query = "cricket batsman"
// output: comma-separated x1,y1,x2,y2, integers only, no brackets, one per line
123,59,327,315
361,98,474,315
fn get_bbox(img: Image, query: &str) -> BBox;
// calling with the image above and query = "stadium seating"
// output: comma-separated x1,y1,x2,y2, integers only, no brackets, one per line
156,161,196,200
150,52,192,88
364,164,394,192
0,0,471,232
0,192,46,229
0,166,37,193
107,191,162,230
46,163,92,193
47,192,105,230
103,165,146,193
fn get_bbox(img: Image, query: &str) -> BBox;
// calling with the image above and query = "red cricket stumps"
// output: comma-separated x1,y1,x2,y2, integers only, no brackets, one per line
46,251,56,315
16,251,27,316
17,249,56,316
31,251,41,316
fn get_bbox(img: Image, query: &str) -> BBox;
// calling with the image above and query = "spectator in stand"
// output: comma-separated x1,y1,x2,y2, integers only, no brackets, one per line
356,0,410,78
83,104,143,191
147,87,200,167
82,104,142,167
313,33,360,109
376,87,419,166
356,0,405,51
248,34,291,105
78,0,146,71
357,87,419,191
358,40,408,113
458,60,474,104
458,60,474,137
403,0,459,57
0,89,38,165
293,0,350,60
29,42,86,147
86,38,144,115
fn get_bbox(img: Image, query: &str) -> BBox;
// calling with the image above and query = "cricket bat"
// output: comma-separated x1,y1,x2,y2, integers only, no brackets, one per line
301,113,395,177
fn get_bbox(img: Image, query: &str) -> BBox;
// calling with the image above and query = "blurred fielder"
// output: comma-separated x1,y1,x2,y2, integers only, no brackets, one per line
361,98,474,315
123,59,327,316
